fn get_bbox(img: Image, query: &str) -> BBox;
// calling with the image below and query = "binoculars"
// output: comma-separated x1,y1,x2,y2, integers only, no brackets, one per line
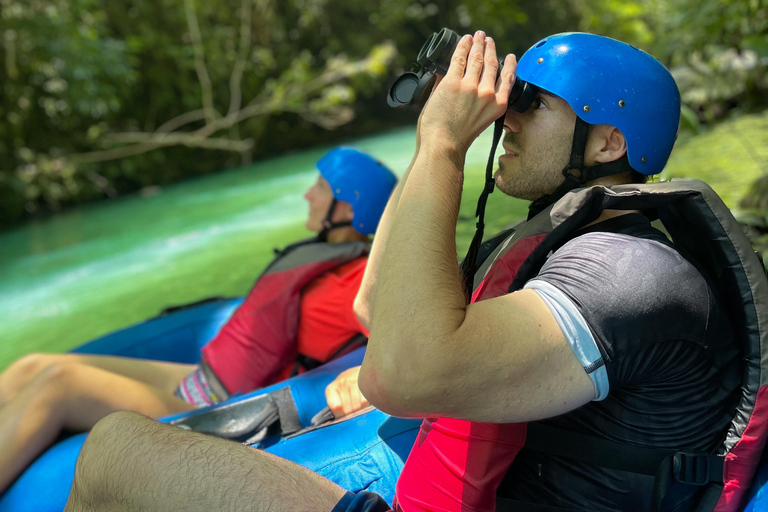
387,28,538,112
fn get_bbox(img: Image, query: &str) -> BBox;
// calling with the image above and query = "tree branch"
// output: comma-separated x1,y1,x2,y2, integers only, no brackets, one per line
228,0,252,117
184,0,218,124
70,135,253,164
68,42,396,167
154,109,209,133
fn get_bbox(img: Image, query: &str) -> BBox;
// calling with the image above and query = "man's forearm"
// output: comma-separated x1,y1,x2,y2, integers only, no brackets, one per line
354,150,417,328
360,142,469,413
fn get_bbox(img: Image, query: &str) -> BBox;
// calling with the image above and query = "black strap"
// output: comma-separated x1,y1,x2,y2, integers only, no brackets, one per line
505,423,725,512
269,386,302,435
528,117,634,219
156,296,230,317
460,115,505,299
291,333,368,377
526,423,673,475
317,198,354,241
496,497,583,512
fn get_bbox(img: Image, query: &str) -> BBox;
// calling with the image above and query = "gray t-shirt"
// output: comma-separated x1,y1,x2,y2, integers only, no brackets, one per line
499,214,741,511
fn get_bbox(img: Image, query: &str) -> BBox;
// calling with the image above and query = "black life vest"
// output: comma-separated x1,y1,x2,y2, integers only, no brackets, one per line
468,180,768,512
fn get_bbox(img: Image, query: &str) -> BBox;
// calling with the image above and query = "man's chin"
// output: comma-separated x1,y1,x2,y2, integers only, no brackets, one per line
494,175,542,202
493,171,519,198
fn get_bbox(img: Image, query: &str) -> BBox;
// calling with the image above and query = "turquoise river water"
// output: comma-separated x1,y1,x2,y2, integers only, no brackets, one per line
0,126,515,368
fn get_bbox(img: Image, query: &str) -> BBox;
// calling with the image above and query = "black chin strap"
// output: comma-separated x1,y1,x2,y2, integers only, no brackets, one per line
528,117,632,220
317,198,352,242
460,115,505,300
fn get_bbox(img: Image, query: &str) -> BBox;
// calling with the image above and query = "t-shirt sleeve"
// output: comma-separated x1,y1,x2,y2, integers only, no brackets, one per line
529,232,711,390
524,278,609,401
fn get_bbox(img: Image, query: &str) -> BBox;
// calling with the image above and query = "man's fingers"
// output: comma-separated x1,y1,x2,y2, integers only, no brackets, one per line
496,54,517,104
479,36,499,90
464,31,486,81
325,388,344,418
445,34,472,79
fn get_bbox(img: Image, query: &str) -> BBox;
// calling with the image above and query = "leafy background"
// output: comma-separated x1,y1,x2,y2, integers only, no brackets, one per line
2,0,765,227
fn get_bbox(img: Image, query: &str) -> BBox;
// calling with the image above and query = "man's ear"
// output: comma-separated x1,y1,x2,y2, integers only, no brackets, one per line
586,124,627,165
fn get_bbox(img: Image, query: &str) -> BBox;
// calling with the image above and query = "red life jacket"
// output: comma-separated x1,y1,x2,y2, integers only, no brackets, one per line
399,180,768,512
201,239,370,395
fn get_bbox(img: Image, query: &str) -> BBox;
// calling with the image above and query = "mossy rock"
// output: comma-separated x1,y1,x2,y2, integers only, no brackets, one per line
736,174,768,272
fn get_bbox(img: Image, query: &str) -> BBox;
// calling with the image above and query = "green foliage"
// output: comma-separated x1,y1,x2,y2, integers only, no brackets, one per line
735,174,768,270
662,110,768,207
575,0,768,124
1,0,766,228
1,0,404,227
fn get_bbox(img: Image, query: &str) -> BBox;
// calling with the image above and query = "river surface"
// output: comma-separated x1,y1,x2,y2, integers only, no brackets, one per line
0,126,510,368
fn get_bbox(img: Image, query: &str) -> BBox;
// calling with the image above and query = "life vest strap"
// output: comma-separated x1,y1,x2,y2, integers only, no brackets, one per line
495,497,583,511
460,115,505,299
500,423,725,512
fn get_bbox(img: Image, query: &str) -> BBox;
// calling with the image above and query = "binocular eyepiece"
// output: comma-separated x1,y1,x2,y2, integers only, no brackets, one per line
387,28,538,113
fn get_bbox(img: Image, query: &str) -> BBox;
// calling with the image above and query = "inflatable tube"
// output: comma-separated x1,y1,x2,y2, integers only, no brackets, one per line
14,293,768,510
745,456,768,512
71,297,243,362
0,299,400,512
265,411,419,504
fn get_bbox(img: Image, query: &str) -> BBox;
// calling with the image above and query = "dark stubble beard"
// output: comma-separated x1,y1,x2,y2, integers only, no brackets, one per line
495,131,573,201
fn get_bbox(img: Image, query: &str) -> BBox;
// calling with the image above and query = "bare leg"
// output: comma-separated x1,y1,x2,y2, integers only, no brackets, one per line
0,363,195,492
0,353,195,404
65,411,347,512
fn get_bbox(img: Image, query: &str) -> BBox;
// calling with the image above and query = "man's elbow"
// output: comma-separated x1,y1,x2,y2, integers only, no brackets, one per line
358,352,439,418
358,365,408,417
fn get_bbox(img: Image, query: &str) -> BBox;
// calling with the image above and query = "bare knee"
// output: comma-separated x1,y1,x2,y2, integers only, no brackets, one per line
1,353,56,397
80,411,154,466
7,353,57,377
68,411,153,510
24,363,85,406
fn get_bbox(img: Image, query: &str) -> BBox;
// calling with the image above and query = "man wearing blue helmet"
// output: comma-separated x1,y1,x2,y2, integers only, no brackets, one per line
355,31,742,512
62,31,763,512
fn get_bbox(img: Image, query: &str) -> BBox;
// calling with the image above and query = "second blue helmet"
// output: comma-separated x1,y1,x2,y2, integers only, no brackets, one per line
317,147,397,235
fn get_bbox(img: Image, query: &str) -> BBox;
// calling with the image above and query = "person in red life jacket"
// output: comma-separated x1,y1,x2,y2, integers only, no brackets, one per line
61,31,765,512
353,32,741,512
0,146,396,493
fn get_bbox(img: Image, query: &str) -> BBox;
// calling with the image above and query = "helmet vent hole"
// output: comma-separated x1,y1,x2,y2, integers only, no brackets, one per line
536,40,547,48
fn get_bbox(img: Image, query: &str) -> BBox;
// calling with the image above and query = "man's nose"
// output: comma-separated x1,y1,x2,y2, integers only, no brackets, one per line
503,109,522,134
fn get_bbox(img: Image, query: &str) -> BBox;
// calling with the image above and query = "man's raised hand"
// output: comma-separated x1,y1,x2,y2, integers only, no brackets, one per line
418,31,517,156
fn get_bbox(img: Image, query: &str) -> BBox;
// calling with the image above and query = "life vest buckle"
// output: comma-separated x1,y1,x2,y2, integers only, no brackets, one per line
672,452,722,486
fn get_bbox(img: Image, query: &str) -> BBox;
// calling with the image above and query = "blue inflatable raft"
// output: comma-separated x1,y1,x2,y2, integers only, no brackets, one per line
0,298,420,512
3,297,768,511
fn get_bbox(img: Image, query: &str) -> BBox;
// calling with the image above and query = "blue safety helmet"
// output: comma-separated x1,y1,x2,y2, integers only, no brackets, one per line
516,33,681,176
316,147,397,236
